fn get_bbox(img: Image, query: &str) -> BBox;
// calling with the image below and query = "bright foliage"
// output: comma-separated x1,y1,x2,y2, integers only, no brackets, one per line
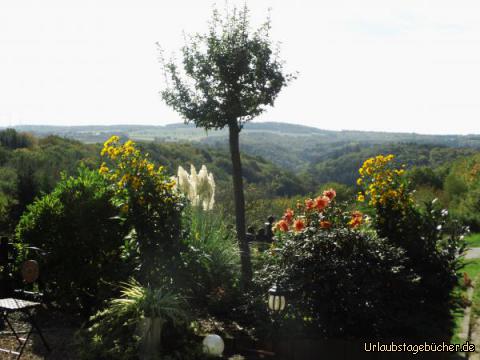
357,154,411,208
100,136,183,285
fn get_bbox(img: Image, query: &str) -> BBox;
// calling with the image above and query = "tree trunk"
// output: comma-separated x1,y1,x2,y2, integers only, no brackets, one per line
228,122,253,288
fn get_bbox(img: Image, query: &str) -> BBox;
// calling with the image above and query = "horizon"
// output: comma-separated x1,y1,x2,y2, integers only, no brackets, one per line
7,120,480,137
1,0,480,135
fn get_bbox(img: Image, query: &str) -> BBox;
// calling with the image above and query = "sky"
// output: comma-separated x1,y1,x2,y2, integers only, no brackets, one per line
0,0,479,135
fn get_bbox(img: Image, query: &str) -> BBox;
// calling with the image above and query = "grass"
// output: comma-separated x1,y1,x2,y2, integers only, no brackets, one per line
465,233,480,248
451,258,480,344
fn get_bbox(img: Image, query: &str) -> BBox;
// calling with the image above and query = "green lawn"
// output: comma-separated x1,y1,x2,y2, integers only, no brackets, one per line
466,233,480,248
452,258,480,344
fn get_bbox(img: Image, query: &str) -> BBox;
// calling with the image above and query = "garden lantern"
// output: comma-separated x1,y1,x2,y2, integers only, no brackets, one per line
268,284,286,312
202,334,224,357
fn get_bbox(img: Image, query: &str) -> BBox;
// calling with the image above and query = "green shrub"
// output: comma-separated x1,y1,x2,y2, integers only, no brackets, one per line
441,153,480,230
99,137,184,286
77,279,203,360
261,228,417,338
374,201,465,340
254,155,466,342
15,167,129,315
256,194,417,339
359,154,466,340
181,207,241,317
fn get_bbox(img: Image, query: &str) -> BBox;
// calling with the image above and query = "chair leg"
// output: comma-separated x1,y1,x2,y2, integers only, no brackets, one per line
15,324,33,360
2,312,22,346
26,311,50,352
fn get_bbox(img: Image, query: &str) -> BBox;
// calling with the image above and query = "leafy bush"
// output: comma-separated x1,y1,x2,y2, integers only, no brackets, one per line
15,167,129,315
181,207,241,316
78,279,203,360
257,189,417,339
99,137,184,285
442,153,480,231
358,154,466,340
259,227,415,338
256,156,465,341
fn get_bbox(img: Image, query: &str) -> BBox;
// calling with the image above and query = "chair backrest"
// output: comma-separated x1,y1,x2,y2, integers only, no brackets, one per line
0,239,47,297
21,260,39,284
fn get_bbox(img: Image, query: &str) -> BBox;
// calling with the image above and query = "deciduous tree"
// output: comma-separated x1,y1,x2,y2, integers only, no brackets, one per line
160,5,294,287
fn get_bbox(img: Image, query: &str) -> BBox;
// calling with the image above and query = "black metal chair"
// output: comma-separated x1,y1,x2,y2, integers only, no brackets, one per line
0,245,51,359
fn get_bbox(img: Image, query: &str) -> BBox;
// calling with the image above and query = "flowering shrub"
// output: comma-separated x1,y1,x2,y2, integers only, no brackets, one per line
356,154,466,340
176,165,215,210
255,156,466,341
272,188,365,236
356,154,410,208
257,188,416,339
100,136,184,285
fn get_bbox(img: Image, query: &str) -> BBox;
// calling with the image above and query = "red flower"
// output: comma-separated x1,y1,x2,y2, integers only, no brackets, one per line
323,188,337,200
283,208,295,224
276,219,289,232
349,211,363,228
293,219,305,232
314,196,330,211
305,198,315,211
319,220,332,229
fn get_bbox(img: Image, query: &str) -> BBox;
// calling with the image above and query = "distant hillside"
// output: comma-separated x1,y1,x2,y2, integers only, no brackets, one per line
0,129,310,232
304,143,479,186
9,122,480,183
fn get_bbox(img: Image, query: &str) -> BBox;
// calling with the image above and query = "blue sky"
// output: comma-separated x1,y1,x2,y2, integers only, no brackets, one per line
0,0,479,134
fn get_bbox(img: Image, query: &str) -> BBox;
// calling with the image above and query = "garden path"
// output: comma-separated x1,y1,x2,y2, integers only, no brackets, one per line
465,247,480,359
466,248,480,260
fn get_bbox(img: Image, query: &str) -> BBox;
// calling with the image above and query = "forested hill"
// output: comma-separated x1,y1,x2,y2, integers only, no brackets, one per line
0,129,308,232
11,122,480,186
13,122,480,149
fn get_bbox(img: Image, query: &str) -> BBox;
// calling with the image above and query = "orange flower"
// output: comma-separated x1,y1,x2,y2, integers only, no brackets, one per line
319,220,332,229
314,196,330,211
323,188,336,200
283,208,295,224
293,219,305,232
276,219,289,232
349,211,363,228
352,210,363,218
305,198,315,211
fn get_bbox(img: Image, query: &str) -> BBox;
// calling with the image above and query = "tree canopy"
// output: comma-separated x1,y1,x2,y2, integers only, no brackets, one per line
161,5,294,130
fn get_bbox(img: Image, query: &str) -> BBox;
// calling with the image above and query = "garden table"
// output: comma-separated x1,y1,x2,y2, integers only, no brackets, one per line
0,297,50,359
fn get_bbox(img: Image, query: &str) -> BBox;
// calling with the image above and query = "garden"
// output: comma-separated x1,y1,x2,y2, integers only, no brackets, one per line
0,4,478,360
0,137,470,359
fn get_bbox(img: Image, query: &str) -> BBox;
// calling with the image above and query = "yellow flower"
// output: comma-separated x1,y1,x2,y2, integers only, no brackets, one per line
357,194,365,202
131,177,142,190
98,163,109,175
103,135,119,148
